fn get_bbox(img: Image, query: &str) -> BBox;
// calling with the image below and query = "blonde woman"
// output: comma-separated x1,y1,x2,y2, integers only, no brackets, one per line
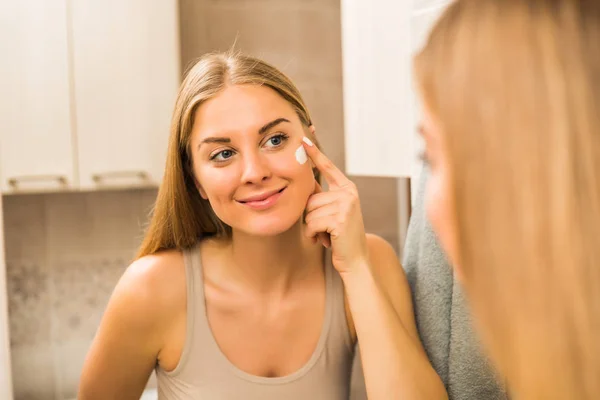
415,0,600,398
78,52,446,399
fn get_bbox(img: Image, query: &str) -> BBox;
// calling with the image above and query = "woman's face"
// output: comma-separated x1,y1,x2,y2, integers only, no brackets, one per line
419,101,460,272
189,84,316,237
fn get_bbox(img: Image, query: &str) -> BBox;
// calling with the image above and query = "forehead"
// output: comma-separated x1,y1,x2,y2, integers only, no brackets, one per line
192,84,299,139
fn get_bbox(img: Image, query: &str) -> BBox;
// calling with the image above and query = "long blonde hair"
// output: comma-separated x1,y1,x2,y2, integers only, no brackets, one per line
137,51,320,258
415,0,600,398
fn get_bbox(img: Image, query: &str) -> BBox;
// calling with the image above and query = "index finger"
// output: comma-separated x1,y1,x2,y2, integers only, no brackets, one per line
302,137,350,187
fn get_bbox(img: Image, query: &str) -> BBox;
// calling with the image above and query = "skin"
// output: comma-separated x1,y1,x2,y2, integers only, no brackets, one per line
419,103,458,271
78,84,447,399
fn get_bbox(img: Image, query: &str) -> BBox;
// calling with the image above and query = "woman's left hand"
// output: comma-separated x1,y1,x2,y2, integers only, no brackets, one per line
302,138,369,275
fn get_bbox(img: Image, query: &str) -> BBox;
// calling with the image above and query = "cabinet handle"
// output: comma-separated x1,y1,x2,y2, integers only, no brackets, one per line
91,170,149,183
7,175,68,187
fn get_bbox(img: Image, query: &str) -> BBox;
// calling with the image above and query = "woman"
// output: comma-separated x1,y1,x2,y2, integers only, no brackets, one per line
415,0,600,398
78,52,446,399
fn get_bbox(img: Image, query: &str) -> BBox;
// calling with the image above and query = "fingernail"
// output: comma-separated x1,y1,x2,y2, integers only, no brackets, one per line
303,137,314,146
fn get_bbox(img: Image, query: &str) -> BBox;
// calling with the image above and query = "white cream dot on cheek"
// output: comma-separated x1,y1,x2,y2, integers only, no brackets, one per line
295,145,308,165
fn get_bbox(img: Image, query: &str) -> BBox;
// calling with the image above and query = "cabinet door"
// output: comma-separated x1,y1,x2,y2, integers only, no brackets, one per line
341,0,414,178
0,0,76,193
70,0,180,190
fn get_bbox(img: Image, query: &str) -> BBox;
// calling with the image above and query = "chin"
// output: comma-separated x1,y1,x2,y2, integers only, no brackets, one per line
233,214,302,237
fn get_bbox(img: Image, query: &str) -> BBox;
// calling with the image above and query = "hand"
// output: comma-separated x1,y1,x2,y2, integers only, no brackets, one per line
302,138,369,274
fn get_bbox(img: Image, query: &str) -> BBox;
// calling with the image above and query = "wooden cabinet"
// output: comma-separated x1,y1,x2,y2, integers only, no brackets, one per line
0,0,76,193
341,0,415,178
341,0,450,185
71,0,179,190
0,0,180,194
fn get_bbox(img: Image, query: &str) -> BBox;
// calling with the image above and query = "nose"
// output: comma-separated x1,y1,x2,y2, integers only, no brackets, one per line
240,151,272,184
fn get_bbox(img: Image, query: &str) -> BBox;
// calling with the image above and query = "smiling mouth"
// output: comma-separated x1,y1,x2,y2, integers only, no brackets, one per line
237,188,285,203
237,188,286,209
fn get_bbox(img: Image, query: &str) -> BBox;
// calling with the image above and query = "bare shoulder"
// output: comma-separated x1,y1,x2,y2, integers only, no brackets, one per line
365,233,408,284
115,250,187,327
78,250,187,398
94,249,188,350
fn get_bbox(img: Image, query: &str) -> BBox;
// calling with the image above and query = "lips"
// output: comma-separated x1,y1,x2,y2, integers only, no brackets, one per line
236,188,286,210
237,188,285,203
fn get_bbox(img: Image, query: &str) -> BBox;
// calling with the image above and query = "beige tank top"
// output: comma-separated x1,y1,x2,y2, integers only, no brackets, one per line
155,243,355,399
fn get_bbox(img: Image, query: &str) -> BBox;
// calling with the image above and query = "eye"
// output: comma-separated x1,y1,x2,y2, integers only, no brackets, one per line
210,149,235,162
264,133,289,148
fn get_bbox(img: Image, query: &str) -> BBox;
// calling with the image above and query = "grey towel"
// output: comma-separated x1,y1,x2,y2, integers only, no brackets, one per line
403,167,508,400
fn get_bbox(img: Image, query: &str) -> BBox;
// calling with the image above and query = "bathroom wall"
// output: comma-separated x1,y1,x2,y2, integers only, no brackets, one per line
0,194,12,400
4,190,156,399
4,0,399,398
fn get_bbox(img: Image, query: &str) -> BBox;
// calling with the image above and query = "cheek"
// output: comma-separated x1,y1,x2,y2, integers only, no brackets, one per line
194,164,237,201
271,145,311,175
425,166,458,265
270,148,315,193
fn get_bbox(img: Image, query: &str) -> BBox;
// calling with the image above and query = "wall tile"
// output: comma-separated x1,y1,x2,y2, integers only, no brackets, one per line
44,190,149,262
5,188,155,398
179,0,211,72
293,80,346,167
353,176,399,252
205,0,339,7
137,188,158,246
6,260,51,348
83,190,144,259
11,344,57,400
50,257,126,345
44,193,91,262
53,339,92,400
202,2,342,82
2,195,46,263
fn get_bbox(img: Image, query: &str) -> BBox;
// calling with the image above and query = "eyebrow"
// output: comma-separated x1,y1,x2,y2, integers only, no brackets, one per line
198,117,291,150
258,117,290,135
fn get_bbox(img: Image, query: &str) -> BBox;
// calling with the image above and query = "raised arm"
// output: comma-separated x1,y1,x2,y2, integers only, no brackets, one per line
302,137,447,399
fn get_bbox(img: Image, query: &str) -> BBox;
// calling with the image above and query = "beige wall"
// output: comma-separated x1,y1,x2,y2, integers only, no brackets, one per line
180,0,400,251
3,190,156,399
0,196,13,400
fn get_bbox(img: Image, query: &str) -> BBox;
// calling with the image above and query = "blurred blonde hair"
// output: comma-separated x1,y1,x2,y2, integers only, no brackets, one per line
137,51,320,258
415,0,600,398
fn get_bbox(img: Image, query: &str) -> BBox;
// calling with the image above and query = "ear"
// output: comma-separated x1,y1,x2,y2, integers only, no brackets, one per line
309,125,316,137
193,176,208,200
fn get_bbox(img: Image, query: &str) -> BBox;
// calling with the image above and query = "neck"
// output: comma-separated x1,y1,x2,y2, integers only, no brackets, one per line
225,220,322,294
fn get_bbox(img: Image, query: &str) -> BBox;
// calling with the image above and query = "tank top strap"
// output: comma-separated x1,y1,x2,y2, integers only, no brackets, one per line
184,242,228,364
161,242,214,378
324,248,354,353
